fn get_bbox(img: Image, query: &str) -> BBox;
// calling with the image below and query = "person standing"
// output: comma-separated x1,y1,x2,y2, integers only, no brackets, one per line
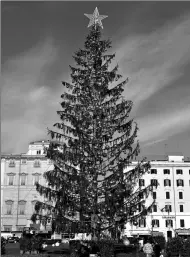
143,240,154,257
153,242,161,257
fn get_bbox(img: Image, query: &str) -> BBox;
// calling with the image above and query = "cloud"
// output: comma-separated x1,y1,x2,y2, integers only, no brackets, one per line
1,39,63,154
112,13,190,144
137,103,190,145
114,13,190,109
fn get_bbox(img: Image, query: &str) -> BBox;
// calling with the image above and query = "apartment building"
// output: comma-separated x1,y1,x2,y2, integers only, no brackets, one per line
124,154,190,240
1,140,52,232
1,140,190,240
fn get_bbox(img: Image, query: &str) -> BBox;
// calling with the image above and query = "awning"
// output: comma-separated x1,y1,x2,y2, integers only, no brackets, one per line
176,229,190,235
131,230,151,236
152,231,164,237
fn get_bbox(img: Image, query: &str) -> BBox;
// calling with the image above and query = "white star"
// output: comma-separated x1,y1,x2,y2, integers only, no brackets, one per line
84,7,108,29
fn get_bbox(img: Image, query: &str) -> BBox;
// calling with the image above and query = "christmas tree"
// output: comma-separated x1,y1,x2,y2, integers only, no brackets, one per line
31,8,155,239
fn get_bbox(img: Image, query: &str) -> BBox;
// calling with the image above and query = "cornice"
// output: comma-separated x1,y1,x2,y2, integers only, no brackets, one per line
1,155,48,161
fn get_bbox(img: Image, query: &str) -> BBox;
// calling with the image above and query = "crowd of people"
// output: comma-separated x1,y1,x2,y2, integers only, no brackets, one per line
1,233,166,257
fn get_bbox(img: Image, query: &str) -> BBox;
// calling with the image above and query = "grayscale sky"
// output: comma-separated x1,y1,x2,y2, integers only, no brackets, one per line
2,1,190,157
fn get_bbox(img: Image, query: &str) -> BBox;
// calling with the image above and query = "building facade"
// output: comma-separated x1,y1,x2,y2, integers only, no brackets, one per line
1,140,52,232
124,154,190,240
1,141,190,239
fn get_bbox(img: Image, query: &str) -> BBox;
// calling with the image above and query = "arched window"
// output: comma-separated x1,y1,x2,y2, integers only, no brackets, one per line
7,173,15,186
164,179,171,187
177,179,184,187
20,173,27,186
31,200,37,212
5,200,14,215
18,200,26,215
32,173,41,185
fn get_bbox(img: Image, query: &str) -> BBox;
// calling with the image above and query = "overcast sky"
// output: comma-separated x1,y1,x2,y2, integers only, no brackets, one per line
2,1,190,157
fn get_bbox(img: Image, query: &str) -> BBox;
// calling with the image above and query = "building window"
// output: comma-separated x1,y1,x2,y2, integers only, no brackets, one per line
163,169,170,174
5,200,13,215
7,174,15,186
164,179,171,187
21,159,27,164
166,192,170,199
139,179,145,187
166,220,173,227
151,169,157,174
139,192,144,199
179,192,183,199
180,219,185,228
37,150,41,155
165,205,172,212
18,201,26,215
4,226,12,232
20,174,27,186
179,205,184,212
176,169,183,175
31,200,37,212
16,226,25,232
151,179,158,186
152,219,160,227
177,179,184,187
9,160,15,167
33,173,40,185
153,204,157,212
34,160,40,167
139,218,146,228
153,192,157,200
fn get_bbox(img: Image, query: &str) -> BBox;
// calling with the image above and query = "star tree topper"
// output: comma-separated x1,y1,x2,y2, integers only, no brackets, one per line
84,7,108,29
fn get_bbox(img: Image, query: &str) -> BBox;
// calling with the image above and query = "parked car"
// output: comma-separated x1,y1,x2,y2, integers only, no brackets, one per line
41,239,70,257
